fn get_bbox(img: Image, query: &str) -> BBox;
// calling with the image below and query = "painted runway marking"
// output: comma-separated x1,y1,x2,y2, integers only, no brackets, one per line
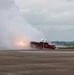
19,51,74,54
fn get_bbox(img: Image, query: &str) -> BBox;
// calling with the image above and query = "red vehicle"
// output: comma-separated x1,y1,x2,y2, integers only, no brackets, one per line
30,41,56,49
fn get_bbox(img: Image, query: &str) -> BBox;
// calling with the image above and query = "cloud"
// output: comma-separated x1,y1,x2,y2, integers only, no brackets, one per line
51,12,71,19
14,0,74,41
15,0,74,25
67,0,74,2
0,0,44,49
0,0,14,10
36,25,74,41
36,25,74,31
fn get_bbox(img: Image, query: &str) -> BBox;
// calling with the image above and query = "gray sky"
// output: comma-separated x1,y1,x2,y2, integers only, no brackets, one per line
15,0,74,41
0,0,74,42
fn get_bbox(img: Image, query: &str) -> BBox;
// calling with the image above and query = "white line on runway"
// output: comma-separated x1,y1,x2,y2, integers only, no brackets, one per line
19,51,74,54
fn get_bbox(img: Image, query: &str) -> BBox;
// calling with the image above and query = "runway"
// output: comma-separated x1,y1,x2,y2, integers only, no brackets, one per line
19,50,74,54
0,49,74,75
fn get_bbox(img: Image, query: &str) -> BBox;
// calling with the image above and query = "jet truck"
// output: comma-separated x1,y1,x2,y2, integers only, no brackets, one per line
30,40,56,49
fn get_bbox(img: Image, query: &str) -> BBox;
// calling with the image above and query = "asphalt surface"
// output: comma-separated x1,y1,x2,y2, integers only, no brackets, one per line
0,49,74,75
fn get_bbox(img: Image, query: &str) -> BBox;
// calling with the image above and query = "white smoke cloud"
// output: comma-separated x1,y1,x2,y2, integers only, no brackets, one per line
0,0,44,49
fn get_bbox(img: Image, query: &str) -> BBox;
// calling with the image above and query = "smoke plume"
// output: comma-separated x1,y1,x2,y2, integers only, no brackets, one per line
0,0,44,49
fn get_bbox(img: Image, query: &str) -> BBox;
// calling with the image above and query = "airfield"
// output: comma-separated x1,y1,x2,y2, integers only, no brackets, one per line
0,49,74,75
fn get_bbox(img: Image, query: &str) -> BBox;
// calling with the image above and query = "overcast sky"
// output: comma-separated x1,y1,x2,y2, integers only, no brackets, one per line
0,0,74,42
14,0,74,41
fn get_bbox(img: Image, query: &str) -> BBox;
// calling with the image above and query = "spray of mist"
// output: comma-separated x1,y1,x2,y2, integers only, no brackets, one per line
0,0,44,49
